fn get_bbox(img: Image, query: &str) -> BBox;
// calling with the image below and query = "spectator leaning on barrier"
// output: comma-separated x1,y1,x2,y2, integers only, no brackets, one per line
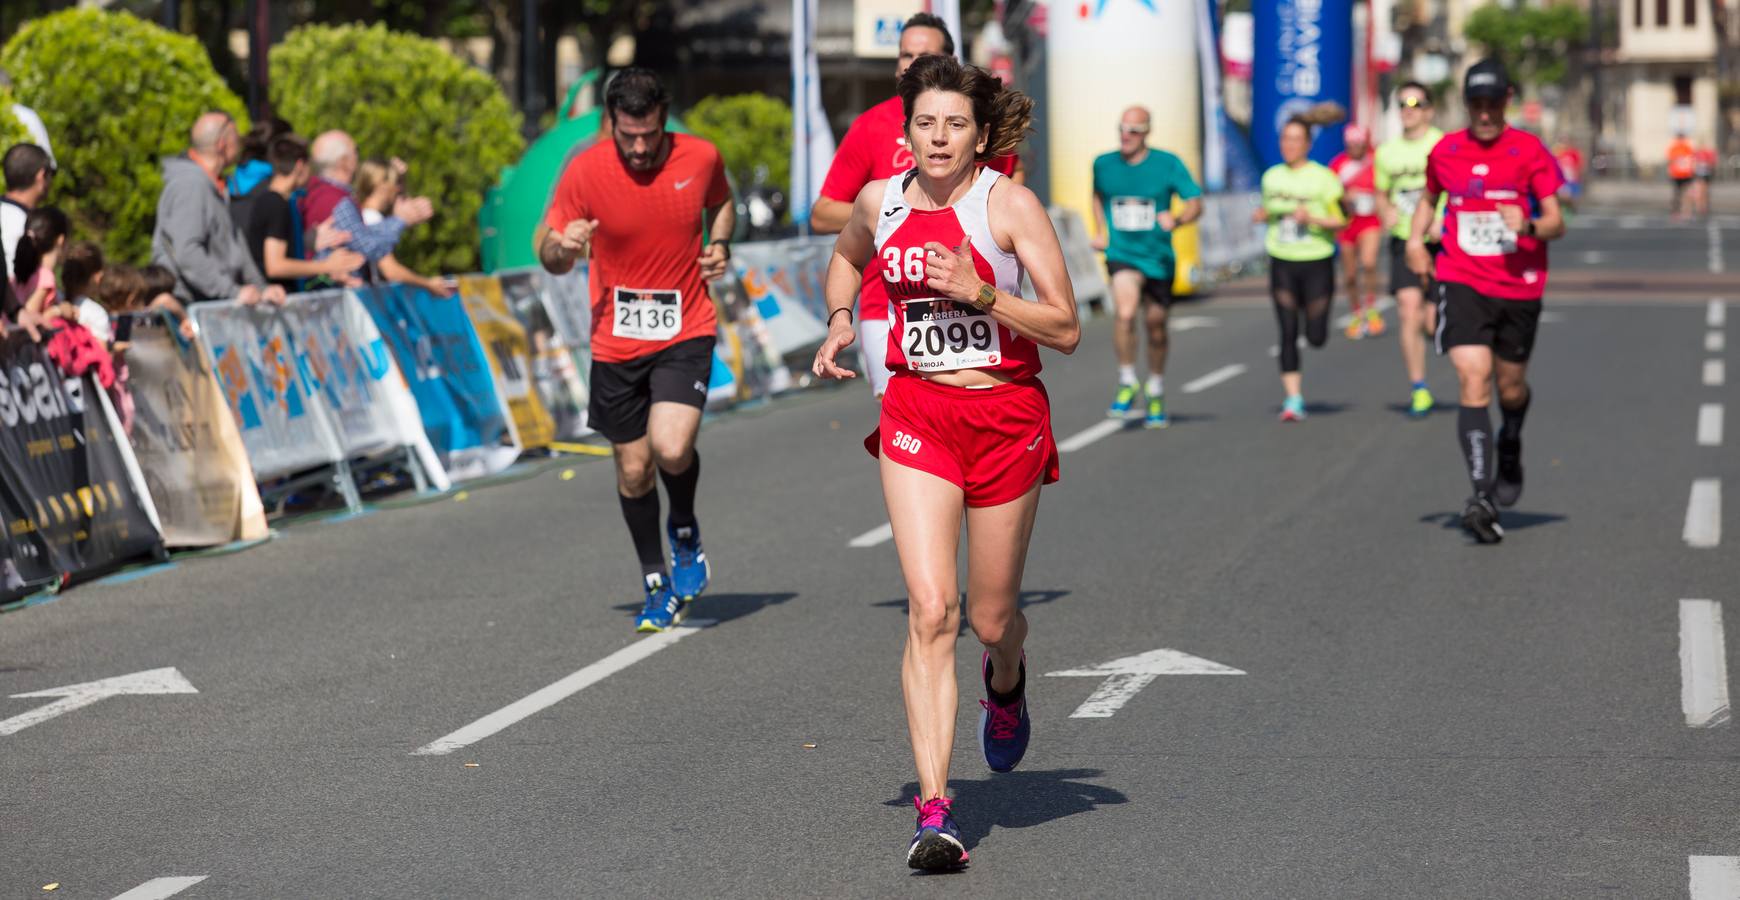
2,142,53,281
139,263,195,339
61,240,107,341
13,205,68,317
151,112,284,306
241,134,363,292
353,158,453,297
301,131,434,276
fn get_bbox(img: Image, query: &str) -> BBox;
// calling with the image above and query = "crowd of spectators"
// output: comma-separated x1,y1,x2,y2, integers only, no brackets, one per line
0,109,447,408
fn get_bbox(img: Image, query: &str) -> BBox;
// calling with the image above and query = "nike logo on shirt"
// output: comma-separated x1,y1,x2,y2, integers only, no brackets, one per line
675,178,694,190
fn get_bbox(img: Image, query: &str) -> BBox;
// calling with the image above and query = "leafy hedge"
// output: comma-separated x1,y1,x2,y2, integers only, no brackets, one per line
0,9,248,264
270,24,524,275
0,89,29,151
686,93,792,197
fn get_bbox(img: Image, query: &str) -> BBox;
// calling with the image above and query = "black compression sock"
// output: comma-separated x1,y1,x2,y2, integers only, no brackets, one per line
1498,389,1531,444
660,452,700,531
618,489,667,578
986,655,1026,705
1458,405,1496,498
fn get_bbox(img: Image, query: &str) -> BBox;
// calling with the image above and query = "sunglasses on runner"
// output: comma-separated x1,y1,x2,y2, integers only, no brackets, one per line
1399,97,1430,109
1120,124,1151,135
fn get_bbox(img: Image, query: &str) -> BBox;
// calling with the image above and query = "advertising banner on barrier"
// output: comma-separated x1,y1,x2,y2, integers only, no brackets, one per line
457,275,555,450
498,270,589,440
354,284,518,480
124,315,270,547
0,335,162,599
731,241,829,357
279,290,401,458
193,301,343,480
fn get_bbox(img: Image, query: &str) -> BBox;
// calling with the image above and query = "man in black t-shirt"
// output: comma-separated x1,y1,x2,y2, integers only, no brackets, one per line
238,134,361,292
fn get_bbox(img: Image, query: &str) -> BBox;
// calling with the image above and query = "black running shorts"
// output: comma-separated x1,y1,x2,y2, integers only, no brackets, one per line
1269,256,1335,305
588,336,716,444
1434,281,1542,363
1106,261,1175,307
1389,237,1440,296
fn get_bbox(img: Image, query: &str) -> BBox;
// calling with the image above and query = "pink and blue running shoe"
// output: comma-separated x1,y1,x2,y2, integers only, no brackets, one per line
978,651,1030,773
906,796,968,870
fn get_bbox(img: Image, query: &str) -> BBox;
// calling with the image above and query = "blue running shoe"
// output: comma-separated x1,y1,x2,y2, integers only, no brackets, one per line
978,651,1030,773
906,796,968,870
1144,394,1169,429
1107,383,1138,418
634,573,687,633
668,524,710,601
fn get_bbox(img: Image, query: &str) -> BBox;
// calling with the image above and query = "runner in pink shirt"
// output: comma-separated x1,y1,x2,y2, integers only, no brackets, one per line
1405,59,1567,544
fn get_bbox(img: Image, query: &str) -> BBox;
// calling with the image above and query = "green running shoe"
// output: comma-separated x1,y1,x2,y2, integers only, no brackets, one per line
1108,383,1138,418
1144,395,1168,429
1410,386,1434,418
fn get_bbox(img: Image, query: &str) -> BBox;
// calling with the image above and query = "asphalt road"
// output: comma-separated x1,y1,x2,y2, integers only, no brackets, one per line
1,215,1735,899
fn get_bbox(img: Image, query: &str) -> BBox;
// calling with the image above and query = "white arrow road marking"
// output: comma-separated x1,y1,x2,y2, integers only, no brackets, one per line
1686,479,1723,549
111,876,209,899
414,620,716,755
1045,648,1245,718
1681,600,1732,728
1690,856,1740,899
1168,315,1218,332
1,668,197,737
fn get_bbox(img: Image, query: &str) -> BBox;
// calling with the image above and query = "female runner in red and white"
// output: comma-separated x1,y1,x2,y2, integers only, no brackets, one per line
1331,124,1386,339
812,54,1079,871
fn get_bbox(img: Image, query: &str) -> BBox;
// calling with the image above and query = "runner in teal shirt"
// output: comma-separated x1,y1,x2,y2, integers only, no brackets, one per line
1090,106,1203,428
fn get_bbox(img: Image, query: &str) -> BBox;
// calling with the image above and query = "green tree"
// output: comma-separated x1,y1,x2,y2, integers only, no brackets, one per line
0,88,29,150
685,93,792,198
1463,1,1590,94
0,8,249,264
270,23,524,275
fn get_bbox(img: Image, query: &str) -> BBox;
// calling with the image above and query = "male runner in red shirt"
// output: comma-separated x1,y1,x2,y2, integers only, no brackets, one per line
1406,59,1566,544
811,12,1015,397
539,68,735,630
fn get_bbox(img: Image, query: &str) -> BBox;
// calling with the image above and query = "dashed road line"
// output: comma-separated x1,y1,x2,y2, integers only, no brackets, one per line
1709,332,1726,353
1700,404,1725,447
1685,479,1723,549
848,522,895,548
1707,360,1726,387
111,877,209,900
1709,299,1727,328
1056,419,1129,453
1711,220,1725,274
413,621,715,755
1680,600,1731,728
1689,855,1740,899
1182,364,1247,394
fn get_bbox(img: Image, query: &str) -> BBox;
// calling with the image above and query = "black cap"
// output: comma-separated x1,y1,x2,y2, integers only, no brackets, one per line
1463,58,1511,101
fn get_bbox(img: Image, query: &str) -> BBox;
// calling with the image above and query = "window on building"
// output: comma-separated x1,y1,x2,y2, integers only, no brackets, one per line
1657,0,1669,26
1685,0,1696,26
1675,75,1695,105
1635,0,1645,27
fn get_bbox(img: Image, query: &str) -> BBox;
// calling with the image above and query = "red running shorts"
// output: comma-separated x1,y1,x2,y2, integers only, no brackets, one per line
864,373,1060,507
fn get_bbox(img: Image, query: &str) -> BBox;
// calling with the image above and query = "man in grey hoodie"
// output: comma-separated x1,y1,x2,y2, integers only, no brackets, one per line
151,112,285,306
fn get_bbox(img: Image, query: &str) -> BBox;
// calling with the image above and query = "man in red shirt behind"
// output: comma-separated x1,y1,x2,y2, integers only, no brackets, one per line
539,68,735,632
811,12,1015,397
1406,59,1566,544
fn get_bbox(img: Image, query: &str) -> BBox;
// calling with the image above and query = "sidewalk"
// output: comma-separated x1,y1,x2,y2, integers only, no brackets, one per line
1581,178,1740,215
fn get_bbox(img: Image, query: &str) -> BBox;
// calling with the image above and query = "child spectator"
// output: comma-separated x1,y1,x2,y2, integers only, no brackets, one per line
12,204,68,315
141,263,196,339
60,240,108,341
353,158,453,297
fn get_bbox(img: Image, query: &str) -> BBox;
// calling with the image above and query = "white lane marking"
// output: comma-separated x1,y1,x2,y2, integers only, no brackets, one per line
1057,419,1127,453
1579,250,1606,264
1538,311,1568,323
848,522,894,548
1,668,197,737
111,877,209,900
1710,299,1728,328
1045,648,1245,719
413,621,715,755
1686,479,1723,549
1690,856,1740,899
1707,360,1727,387
1709,332,1727,353
1169,315,1218,332
1711,220,1725,274
1701,404,1726,447
1620,214,1648,229
1680,600,1731,728
1182,364,1247,394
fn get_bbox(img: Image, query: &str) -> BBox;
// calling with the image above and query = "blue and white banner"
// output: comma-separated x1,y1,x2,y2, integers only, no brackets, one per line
789,0,835,228
1251,0,1353,168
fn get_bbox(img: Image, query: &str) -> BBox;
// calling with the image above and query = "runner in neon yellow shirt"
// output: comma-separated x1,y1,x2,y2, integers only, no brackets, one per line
1255,117,1345,421
1373,80,1447,417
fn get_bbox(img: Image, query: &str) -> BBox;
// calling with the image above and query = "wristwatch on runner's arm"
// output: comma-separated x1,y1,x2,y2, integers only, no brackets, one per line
972,282,998,311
